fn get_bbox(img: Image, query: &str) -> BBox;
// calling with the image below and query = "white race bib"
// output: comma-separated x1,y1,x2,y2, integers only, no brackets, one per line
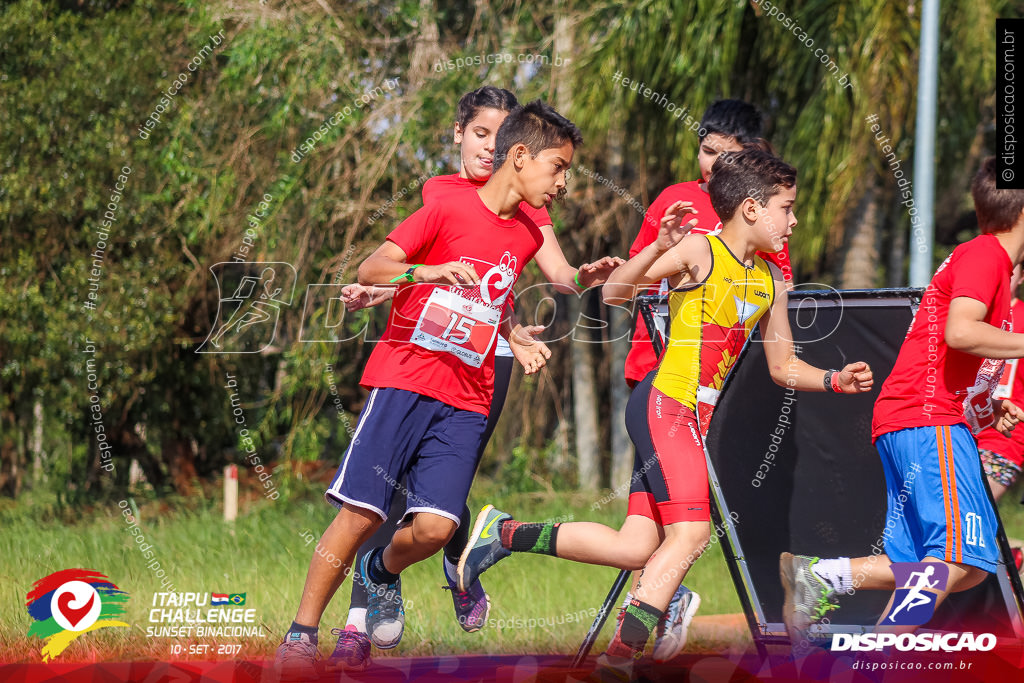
410,287,500,368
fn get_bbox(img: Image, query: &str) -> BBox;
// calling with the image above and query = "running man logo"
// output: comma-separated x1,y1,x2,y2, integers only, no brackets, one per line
883,562,949,626
198,263,297,354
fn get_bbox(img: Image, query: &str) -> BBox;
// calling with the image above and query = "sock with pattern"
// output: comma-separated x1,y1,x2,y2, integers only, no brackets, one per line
498,520,561,555
607,598,662,657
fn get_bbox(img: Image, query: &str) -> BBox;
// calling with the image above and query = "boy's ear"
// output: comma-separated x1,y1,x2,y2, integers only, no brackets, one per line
509,143,530,170
740,196,761,222
453,122,464,144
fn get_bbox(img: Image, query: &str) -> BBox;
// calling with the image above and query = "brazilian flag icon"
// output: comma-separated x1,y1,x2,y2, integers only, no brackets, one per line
229,593,246,605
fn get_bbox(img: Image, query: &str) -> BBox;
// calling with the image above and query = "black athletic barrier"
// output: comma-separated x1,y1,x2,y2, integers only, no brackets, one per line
637,289,1024,648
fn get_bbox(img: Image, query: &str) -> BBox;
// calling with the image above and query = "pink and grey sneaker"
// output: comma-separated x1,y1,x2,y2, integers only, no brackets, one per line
442,557,490,632
326,625,372,671
274,631,320,681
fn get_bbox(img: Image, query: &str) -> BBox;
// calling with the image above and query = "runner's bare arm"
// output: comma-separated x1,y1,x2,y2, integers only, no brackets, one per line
761,270,873,392
359,241,480,286
946,297,1024,358
602,202,699,305
341,284,396,311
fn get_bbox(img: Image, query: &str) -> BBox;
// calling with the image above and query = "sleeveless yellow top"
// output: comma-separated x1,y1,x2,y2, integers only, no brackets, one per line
652,235,776,410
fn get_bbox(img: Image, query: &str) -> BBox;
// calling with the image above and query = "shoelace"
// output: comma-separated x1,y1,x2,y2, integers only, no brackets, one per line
812,593,840,620
279,640,316,661
370,586,402,619
330,628,369,654
442,585,474,610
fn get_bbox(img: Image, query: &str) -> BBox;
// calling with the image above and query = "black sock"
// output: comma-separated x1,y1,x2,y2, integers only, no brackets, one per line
288,621,318,643
367,547,401,585
349,549,370,609
618,598,663,651
499,519,560,555
443,505,473,564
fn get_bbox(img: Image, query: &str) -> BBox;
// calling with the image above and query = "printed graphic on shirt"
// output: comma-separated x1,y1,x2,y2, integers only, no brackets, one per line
410,252,516,367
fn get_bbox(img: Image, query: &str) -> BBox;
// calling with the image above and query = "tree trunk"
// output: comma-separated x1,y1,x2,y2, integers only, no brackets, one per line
164,431,198,496
886,191,907,288
32,398,44,484
569,295,600,490
608,311,632,489
838,180,882,289
554,11,599,490
409,0,443,88
606,116,633,488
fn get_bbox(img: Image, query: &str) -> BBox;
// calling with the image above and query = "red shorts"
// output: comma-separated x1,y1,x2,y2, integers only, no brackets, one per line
625,371,710,524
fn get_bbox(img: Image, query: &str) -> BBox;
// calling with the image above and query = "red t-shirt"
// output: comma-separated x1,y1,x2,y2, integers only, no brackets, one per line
872,234,1013,440
622,180,794,384
360,192,545,414
976,298,1024,465
422,173,552,227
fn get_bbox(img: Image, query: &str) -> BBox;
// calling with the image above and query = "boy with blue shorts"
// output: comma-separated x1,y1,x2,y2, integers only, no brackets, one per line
781,157,1024,648
274,100,582,679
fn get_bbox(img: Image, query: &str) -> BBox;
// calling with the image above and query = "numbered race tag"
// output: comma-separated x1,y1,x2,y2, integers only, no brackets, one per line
411,287,500,368
963,357,1007,434
995,358,1017,400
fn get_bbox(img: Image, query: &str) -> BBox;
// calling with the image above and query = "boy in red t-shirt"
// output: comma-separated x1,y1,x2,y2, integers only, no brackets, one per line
274,101,582,679
624,99,790,389
781,158,1024,651
977,265,1024,501
333,87,620,671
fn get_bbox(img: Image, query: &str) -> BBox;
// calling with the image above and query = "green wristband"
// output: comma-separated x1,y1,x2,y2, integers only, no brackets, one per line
389,264,423,284
574,269,583,288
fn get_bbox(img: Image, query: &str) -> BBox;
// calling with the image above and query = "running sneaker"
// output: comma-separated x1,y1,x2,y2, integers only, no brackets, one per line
593,615,642,683
457,504,512,593
589,652,636,683
325,625,371,671
359,552,404,649
779,552,839,651
442,557,490,632
274,631,320,681
653,585,701,662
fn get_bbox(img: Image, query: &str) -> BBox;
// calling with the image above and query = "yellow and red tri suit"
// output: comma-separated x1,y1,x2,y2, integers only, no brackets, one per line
627,235,776,524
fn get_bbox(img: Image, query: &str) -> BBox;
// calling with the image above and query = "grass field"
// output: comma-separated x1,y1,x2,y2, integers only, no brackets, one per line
0,477,743,665
5,473,1024,666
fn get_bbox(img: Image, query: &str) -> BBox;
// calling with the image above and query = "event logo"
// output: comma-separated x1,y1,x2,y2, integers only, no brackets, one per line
26,569,129,661
828,562,997,654
198,262,297,354
884,562,948,626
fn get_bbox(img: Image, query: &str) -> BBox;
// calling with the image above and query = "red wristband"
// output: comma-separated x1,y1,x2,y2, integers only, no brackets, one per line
830,370,843,393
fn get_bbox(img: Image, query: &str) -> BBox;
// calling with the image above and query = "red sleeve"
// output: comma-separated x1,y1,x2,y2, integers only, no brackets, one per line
520,203,551,227
386,203,441,261
949,240,1004,305
759,243,794,282
630,191,671,257
421,176,441,204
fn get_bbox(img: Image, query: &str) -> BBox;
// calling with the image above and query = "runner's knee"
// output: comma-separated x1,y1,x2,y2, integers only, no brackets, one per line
412,515,457,548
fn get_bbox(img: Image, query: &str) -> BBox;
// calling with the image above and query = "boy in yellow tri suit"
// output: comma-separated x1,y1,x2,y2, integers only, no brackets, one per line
457,149,874,675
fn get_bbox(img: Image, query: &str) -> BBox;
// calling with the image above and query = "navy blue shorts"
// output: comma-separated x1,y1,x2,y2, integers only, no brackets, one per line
876,423,999,573
326,387,487,526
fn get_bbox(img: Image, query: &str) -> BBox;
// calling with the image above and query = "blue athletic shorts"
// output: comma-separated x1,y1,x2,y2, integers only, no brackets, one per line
326,387,487,526
876,423,999,573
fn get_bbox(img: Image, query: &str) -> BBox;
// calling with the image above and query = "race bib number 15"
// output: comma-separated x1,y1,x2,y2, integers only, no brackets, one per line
410,287,499,368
